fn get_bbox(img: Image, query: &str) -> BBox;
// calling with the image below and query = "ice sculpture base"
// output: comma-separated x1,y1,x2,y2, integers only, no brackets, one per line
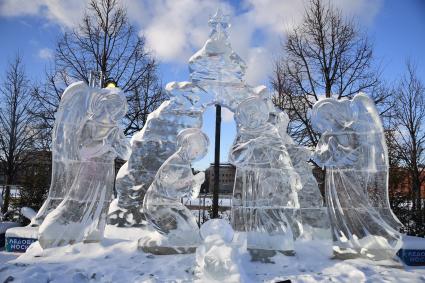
138,236,197,255
332,245,401,262
332,247,404,268
248,248,295,263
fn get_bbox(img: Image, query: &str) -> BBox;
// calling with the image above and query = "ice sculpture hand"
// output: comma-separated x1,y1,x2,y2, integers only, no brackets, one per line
140,128,209,254
191,172,205,199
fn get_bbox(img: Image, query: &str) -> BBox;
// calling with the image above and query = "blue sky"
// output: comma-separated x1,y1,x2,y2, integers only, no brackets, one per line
0,0,424,170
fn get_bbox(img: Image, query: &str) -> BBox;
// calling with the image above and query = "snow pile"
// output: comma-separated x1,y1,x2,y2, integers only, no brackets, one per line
1,225,425,282
20,207,37,222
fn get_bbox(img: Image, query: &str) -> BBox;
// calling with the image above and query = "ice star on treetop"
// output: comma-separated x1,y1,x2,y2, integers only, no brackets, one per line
208,9,230,41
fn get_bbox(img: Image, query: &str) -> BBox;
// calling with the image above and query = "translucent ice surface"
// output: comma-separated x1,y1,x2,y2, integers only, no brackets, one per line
196,219,246,283
111,82,208,226
311,93,403,260
118,9,325,258
33,82,95,226
141,128,209,252
229,96,301,254
111,9,253,225
38,84,130,249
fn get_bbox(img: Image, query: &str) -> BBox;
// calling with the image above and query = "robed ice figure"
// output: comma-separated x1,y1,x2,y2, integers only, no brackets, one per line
140,128,209,254
311,93,403,260
38,85,130,249
230,97,301,258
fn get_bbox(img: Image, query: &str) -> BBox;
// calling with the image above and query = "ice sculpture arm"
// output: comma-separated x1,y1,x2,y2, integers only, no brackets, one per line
190,172,205,199
156,162,205,199
111,128,131,160
78,122,117,159
229,141,254,166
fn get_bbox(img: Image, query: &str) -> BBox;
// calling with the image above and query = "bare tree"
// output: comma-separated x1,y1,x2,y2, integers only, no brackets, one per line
31,69,70,149
391,61,425,214
271,0,385,147
0,55,38,214
32,0,165,138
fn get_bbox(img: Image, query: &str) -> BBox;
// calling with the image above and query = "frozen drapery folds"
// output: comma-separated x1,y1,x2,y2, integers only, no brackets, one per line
230,96,301,259
38,83,130,249
311,93,403,260
139,128,209,254
32,82,95,226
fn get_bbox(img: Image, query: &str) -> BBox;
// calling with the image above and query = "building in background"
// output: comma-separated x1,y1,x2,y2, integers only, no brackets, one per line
204,163,236,194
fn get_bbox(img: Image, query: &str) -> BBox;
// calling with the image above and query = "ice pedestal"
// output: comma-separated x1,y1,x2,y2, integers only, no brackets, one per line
5,226,37,252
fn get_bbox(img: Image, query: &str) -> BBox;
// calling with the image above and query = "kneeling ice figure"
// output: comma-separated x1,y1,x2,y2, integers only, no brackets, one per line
311,93,403,260
230,96,301,258
196,219,246,283
38,87,130,249
140,128,209,254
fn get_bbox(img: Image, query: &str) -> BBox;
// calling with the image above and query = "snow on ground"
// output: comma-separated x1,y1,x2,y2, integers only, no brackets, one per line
1,226,425,283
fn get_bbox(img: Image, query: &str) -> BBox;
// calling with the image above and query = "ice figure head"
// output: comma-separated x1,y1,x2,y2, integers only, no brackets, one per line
89,87,128,124
311,93,387,169
311,99,356,133
200,219,234,243
177,128,209,162
235,96,269,129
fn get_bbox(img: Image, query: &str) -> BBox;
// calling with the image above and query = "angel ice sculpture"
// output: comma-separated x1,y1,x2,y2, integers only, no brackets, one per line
32,82,96,226
139,128,209,254
311,93,403,260
38,85,130,249
230,96,301,259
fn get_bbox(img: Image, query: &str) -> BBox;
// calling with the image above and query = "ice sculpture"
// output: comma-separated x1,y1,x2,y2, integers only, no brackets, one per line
195,219,246,283
255,86,328,239
38,85,130,249
110,9,254,226
110,82,211,226
230,96,301,259
32,82,95,226
188,9,254,111
139,128,209,254
311,93,403,260
274,106,329,237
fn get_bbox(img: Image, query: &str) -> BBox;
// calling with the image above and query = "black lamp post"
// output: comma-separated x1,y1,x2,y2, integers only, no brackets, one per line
212,104,221,218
